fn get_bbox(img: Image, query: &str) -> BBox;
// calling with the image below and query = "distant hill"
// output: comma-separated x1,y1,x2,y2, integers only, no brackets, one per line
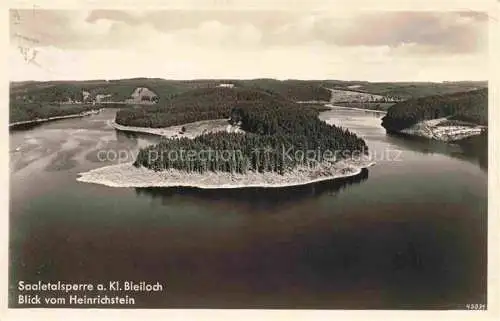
321,80,487,100
10,78,488,105
381,88,488,132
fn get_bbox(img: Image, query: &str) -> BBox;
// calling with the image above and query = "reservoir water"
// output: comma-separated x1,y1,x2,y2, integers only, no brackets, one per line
9,108,487,309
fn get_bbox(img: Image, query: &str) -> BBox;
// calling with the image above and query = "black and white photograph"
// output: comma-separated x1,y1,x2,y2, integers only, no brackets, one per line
4,1,496,317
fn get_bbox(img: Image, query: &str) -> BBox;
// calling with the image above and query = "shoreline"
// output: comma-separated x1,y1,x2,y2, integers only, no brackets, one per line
296,100,330,104
396,118,485,142
109,119,243,138
77,160,375,190
9,109,101,128
326,104,387,114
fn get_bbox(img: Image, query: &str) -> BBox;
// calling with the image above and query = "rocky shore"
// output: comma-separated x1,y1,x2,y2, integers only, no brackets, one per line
399,118,485,142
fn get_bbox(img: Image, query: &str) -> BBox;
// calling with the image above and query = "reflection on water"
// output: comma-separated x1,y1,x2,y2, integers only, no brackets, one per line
135,168,369,209
385,132,488,171
115,128,163,142
322,107,487,171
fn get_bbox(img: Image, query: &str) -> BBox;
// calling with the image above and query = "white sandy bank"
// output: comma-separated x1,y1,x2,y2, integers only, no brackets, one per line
400,118,485,142
109,119,244,139
77,159,375,189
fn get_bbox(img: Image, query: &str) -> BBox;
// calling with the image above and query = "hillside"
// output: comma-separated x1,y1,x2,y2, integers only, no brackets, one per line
381,88,487,142
115,87,298,128
327,88,399,103
382,88,487,130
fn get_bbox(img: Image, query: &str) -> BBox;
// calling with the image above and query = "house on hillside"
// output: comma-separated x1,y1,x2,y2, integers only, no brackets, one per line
82,90,91,102
125,87,159,104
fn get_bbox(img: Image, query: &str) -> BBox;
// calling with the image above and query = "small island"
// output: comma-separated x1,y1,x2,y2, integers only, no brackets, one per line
78,86,374,189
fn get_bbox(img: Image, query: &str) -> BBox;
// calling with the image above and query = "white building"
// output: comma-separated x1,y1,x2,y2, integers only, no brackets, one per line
218,83,235,88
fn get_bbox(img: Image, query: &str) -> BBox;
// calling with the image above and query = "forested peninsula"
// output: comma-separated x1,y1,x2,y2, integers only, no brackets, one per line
132,92,367,174
78,87,373,188
381,88,487,142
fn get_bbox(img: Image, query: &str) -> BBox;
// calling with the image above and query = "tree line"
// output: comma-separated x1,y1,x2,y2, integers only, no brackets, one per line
10,102,97,123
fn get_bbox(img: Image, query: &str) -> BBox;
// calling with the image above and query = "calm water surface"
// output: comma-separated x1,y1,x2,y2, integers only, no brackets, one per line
9,108,487,309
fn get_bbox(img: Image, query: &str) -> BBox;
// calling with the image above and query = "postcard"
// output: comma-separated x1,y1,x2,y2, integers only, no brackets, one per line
2,0,498,320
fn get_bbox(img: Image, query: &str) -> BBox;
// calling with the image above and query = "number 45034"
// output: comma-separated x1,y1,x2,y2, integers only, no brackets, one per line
466,304,486,310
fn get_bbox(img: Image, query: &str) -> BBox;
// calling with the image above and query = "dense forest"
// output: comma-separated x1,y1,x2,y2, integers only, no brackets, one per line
242,79,332,101
382,88,488,131
115,87,297,127
9,102,97,123
133,98,367,175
